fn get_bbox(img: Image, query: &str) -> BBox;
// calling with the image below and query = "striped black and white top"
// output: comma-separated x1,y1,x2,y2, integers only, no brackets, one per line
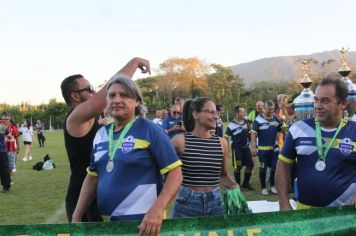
181,132,224,186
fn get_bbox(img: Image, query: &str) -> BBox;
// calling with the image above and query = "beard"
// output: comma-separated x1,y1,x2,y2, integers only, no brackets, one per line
79,94,88,103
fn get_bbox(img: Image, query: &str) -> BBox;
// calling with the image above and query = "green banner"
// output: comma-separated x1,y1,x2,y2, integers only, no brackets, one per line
1,206,355,236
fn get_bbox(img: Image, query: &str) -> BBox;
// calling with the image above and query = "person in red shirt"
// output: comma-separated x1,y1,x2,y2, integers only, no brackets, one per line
2,112,20,176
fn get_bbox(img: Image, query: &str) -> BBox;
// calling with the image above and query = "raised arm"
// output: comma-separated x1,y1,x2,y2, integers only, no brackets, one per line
67,57,150,137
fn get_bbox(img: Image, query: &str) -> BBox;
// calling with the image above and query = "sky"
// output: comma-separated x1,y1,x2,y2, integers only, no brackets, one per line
1,0,356,105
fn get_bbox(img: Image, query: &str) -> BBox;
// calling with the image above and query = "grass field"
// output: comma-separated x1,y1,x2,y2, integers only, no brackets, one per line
1,130,281,225
1,130,69,225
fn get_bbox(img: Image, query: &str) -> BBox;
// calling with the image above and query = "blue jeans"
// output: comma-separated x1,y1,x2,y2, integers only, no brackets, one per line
172,186,224,218
7,152,16,170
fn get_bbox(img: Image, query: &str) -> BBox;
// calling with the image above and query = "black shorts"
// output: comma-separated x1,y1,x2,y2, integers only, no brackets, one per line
257,149,279,170
232,147,254,168
24,141,32,145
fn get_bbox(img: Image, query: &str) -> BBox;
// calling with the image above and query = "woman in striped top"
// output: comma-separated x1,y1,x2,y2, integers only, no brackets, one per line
171,97,239,218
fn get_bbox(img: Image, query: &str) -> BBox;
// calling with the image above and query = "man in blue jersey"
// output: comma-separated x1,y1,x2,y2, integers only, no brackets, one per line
162,104,185,139
276,77,356,210
226,105,255,190
251,100,283,196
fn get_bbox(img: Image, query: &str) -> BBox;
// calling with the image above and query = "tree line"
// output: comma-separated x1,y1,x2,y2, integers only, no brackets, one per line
2,57,355,127
0,99,67,129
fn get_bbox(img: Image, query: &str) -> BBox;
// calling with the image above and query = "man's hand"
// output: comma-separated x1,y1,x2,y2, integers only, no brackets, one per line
171,125,183,132
138,206,164,236
134,57,151,75
179,125,186,132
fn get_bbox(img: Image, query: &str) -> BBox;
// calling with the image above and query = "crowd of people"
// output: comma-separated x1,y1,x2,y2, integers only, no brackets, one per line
58,58,355,236
1,57,355,235
0,115,47,193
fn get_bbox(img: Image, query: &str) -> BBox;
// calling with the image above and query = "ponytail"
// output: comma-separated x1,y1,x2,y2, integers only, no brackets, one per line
183,99,194,132
183,97,212,132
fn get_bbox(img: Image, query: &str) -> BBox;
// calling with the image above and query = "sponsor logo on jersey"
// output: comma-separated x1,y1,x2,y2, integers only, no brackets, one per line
121,135,135,153
339,138,354,155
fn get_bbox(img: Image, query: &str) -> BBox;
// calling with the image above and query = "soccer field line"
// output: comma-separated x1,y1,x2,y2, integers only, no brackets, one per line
44,202,66,224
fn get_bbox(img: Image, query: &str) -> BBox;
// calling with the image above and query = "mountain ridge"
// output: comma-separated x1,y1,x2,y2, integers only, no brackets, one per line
230,49,356,85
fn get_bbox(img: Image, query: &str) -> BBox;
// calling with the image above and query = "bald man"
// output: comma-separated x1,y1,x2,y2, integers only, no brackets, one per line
248,101,264,124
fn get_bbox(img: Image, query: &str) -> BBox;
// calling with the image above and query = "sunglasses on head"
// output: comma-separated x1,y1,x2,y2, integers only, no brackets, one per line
172,111,181,115
75,85,95,94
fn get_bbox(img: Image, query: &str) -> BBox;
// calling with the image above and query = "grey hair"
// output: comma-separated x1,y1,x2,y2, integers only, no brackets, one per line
277,94,287,102
107,74,147,116
265,99,275,107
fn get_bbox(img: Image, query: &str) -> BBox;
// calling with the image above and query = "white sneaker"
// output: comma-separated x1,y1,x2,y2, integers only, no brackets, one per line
22,157,28,162
28,156,32,161
271,186,278,194
261,188,269,196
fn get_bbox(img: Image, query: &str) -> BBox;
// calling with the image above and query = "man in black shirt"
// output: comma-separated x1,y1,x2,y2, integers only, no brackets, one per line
61,57,150,222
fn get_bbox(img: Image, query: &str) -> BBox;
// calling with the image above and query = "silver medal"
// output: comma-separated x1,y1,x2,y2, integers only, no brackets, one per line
106,160,114,173
315,160,326,171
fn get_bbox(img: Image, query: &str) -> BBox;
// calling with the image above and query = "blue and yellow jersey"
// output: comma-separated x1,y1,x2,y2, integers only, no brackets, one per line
226,119,250,149
279,118,356,207
88,117,182,221
252,114,282,150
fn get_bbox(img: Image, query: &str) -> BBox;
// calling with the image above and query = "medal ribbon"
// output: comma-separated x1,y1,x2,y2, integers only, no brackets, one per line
315,118,346,161
108,117,136,162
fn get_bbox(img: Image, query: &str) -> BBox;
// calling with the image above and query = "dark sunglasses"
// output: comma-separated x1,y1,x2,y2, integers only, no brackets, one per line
172,111,181,115
74,85,95,94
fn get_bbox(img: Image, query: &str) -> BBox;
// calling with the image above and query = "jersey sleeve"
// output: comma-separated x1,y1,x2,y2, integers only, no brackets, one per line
278,130,297,164
149,125,182,175
225,123,233,136
87,126,108,177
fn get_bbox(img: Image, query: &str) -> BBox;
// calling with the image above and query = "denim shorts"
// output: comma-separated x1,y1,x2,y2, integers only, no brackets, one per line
7,151,16,170
171,186,224,218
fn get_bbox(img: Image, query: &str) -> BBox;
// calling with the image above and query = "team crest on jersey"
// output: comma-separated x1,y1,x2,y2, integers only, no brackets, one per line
339,138,354,155
121,135,135,153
